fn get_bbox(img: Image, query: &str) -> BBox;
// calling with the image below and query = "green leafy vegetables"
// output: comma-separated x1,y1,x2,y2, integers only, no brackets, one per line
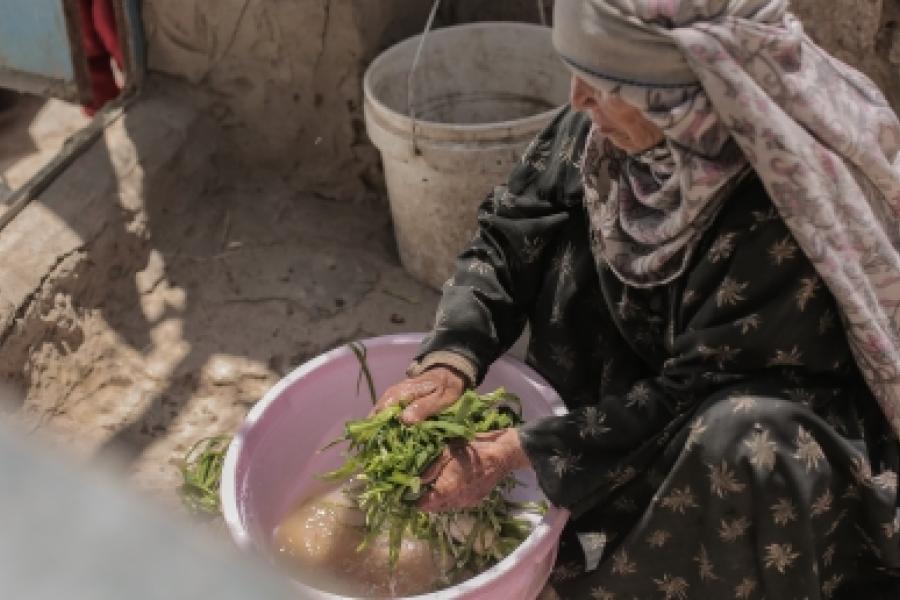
322,387,541,575
179,434,231,515
347,341,377,405
176,342,545,586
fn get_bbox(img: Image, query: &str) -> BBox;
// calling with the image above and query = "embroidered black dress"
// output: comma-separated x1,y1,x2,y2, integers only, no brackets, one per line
412,107,900,598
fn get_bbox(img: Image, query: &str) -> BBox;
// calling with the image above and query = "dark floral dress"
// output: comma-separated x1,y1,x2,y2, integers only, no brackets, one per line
413,107,900,598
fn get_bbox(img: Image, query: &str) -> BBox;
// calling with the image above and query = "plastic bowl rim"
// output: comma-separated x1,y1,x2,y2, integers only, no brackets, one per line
220,332,570,598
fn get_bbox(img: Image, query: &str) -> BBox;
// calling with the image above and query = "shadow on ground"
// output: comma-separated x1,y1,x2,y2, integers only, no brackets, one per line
0,78,440,501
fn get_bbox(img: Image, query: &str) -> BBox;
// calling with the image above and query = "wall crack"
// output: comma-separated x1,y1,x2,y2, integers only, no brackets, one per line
313,0,332,74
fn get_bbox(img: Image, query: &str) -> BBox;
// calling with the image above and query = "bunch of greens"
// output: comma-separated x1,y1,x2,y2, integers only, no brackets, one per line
322,387,539,574
179,434,231,516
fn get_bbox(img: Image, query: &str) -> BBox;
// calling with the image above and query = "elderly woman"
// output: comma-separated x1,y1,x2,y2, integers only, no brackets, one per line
376,0,900,596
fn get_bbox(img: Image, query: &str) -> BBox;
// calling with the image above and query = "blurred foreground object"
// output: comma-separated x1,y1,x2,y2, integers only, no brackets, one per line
0,424,295,600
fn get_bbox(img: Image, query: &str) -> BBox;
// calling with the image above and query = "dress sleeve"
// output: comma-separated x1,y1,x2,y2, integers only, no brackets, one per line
410,108,592,384
518,176,860,517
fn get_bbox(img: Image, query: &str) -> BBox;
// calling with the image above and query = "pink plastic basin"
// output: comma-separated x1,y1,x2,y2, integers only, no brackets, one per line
221,333,569,599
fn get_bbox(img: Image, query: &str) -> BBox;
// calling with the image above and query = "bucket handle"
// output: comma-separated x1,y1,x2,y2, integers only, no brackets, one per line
407,0,442,157
406,0,551,156
537,0,548,26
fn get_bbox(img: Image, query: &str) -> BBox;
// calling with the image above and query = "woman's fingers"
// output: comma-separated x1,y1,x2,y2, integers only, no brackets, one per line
405,380,440,399
418,430,526,513
371,379,438,415
372,367,466,421
418,450,455,511
418,476,471,512
419,450,451,484
400,388,455,424
419,481,481,512
418,443,485,512
401,370,465,424
472,430,506,444
418,488,450,512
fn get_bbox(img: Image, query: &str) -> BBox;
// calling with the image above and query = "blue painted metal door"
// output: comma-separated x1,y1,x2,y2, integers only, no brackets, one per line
0,0,144,103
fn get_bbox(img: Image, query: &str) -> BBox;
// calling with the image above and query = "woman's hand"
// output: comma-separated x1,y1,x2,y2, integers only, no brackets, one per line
372,367,466,424
418,428,531,512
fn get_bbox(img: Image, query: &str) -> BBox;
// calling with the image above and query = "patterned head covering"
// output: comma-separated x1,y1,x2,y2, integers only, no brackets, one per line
553,0,900,438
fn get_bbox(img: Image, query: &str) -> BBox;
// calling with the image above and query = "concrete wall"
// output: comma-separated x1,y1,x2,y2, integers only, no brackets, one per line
140,0,900,200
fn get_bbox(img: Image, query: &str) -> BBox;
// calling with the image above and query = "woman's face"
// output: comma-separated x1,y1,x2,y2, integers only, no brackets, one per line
569,75,665,154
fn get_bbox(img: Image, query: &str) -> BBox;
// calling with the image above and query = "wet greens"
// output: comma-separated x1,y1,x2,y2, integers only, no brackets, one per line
179,435,231,516
322,388,540,574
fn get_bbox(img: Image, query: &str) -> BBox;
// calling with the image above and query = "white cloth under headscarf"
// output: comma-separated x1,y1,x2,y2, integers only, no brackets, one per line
553,0,900,438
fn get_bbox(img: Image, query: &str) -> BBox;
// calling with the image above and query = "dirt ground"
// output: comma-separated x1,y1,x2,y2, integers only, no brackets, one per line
0,88,442,509
0,93,90,192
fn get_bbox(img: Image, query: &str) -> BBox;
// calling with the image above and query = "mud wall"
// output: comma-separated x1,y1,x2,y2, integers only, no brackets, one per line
792,0,900,110
141,0,900,200
141,0,544,201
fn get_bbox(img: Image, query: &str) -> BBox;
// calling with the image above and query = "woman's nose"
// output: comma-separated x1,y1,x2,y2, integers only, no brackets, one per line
569,75,596,112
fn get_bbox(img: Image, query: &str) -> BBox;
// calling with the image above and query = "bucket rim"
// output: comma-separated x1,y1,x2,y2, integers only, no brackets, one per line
221,332,570,599
363,21,568,138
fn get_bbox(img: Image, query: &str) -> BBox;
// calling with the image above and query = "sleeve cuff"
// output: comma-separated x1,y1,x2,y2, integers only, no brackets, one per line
406,350,478,389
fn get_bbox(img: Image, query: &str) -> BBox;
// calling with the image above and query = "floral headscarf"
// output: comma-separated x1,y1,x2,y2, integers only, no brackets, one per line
554,0,900,438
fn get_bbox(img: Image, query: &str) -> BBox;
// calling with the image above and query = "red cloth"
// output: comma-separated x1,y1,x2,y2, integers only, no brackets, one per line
76,0,123,116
